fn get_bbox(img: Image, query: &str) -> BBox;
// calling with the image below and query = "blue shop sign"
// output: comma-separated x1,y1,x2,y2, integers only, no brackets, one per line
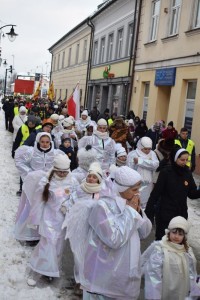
155,67,176,86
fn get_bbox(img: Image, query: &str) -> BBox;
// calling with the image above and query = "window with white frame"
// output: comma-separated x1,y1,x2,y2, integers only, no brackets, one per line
107,33,114,61
68,48,71,66
116,28,123,59
184,80,197,136
93,41,98,65
57,54,60,70
62,51,65,68
99,37,105,63
194,0,200,28
127,23,134,56
75,43,80,64
83,39,87,62
142,82,150,120
169,0,181,36
149,0,160,41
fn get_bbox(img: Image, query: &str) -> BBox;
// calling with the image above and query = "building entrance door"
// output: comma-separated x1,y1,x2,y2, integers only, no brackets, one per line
155,86,171,123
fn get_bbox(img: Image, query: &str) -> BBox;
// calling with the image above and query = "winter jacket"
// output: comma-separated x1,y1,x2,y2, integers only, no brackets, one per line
59,145,77,171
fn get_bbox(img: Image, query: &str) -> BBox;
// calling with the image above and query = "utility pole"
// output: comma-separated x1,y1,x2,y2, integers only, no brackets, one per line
4,65,12,97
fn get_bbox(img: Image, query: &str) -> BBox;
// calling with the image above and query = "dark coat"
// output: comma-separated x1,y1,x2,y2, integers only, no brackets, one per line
59,145,77,171
145,163,200,239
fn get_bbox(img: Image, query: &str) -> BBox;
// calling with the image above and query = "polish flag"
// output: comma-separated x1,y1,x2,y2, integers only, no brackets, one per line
67,83,80,120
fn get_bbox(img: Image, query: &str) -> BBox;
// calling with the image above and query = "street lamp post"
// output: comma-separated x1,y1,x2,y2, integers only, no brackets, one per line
0,24,18,67
4,65,13,97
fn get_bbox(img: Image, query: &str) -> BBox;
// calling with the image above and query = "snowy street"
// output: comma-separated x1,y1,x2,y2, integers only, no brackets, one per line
0,105,200,300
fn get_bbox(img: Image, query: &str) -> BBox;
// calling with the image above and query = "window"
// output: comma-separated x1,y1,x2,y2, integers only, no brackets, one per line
194,0,200,28
116,29,123,59
107,33,114,61
149,0,160,41
57,54,60,70
83,39,87,62
184,81,197,136
127,23,134,56
112,85,121,114
75,43,80,64
93,41,98,65
68,48,71,66
169,0,181,35
62,51,65,68
99,37,105,63
142,82,150,120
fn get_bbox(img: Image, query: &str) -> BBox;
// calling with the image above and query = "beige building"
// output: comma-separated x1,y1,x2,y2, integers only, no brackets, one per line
48,19,91,104
130,0,200,170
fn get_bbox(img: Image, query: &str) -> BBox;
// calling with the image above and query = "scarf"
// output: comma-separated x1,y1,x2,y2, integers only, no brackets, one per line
80,180,101,194
63,129,73,134
93,130,109,140
160,235,190,300
135,148,152,183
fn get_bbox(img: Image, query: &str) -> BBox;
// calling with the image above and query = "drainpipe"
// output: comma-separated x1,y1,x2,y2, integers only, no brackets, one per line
126,0,143,115
84,17,95,108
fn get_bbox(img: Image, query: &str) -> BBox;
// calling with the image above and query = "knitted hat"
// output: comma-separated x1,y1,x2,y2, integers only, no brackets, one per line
36,132,52,143
97,118,107,126
42,118,54,128
168,121,174,127
50,114,59,121
77,145,97,171
88,162,103,183
53,154,71,171
137,137,152,150
63,117,74,127
27,115,37,124
68,115,75,123
168,216,189,234
19,106,26,113
59,115,65,122
114,166,141,192
81,110,88,116
117,147,127,157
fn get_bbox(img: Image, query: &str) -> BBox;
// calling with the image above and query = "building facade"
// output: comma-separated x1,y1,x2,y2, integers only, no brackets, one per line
86,0,139,116
49,19,92,104
130,0,200,163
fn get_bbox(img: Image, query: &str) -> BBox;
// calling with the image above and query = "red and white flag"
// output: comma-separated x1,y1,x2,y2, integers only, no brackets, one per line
67,83,80,120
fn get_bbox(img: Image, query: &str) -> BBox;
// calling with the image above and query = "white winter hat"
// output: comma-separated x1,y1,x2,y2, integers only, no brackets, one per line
59,115,65,122
50,113,59,121
68,115,75,122
117,147,127,158
137,137,152,150
128,119,134,124
88,162,103,183
114,166,141,192
77,145,97,170
19,106,26,113
63,117,74,127
81,110,88,116
97,118,107,126
53,154,71,171
36,132,52,143
168,216,189,234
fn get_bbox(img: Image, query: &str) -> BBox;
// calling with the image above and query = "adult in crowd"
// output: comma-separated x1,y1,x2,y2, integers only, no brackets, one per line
126,110,135,120
162,121,178,140
127,137,159,208
2,98,10,130
109,116,134,151
76,166,152,299
23,118,54,147
107,112,117,126
146,121,162,150
78,118,116,172
145,147,200,240
89,106,100,122
97,108,110,123
175,127,196,172
134,119,148,148
12,106,28,145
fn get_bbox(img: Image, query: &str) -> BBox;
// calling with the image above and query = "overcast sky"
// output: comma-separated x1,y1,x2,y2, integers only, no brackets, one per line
0,0,102,76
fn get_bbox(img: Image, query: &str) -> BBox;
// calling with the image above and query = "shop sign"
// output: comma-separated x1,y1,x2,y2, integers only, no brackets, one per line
155,67,176,86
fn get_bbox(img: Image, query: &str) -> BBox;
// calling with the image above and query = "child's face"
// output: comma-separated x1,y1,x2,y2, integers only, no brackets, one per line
169,229,185,244
63,140,71,148
55,170,69,178
86,174,99,184
118,155,127,161
141,147,151,155
39,136,51,149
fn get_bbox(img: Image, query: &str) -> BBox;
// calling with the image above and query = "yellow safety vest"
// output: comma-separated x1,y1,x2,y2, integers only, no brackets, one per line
35,125,42,130
14,107,19,116
20,124,30,145
174,139,195,168
108,118,114,126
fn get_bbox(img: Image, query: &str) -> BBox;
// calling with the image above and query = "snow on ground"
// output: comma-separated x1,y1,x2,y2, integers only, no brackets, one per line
0,105,200,300
0,107,78,300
